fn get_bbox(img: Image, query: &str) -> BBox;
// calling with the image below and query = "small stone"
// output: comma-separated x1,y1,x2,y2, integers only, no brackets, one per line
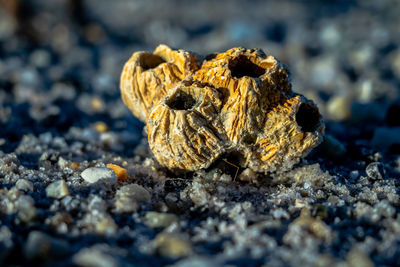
47,212,73,233
238,168,257,182
16,195,37,223
365,162,385,180
70,162,80,170
349,170,359,180
95,216,117,235
346,248,373,267
173,257,219,267
24,231,70,261
327,95,351,121
15,179,33,192
29,49,51,68
292,216,332,242
145,212,178,228
57,157,69,169
91,97,105,111
95,121,109,132
81,167,117,184
106,163,128,181
0,226,13,263
115,184,151,213
73,245,119,267
154,233,192,258
46,180,69,199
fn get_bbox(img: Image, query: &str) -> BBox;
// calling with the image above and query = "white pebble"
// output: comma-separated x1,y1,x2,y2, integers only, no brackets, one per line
81,167,117,184
46,180,69,199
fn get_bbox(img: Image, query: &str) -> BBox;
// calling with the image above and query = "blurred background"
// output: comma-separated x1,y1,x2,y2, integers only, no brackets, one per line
0,0,400,154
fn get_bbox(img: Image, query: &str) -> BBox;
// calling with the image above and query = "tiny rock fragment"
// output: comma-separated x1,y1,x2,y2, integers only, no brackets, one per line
95,216,117,235
106,163,128,181
326,95,352,121
70,162,80,170
15,179,33,192
81,167,117,184
24,231,70,261
292,216,332,242
121,45,324,174
46,180,69,199
145,212,179,228
120,44,201,121
238,168,257,182
91,97,105,111
365,162,385,180
154,233,192,258
95,121,109,132
346,248,374,267
115,184,151,213
73,245,119,267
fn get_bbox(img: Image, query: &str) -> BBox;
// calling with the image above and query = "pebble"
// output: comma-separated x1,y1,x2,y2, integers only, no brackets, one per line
95,216,117,235
115,184,151,213
15,179,34,192
106,163,127,181
57,157,69,169
349,170,359,180
16,195,38,223
154,233,192,258
0,226,13,263
95,121,109,132
365,162,385,180
145,212,179,228
24,231,70,261
326,95,352,121
346,248,374,267
73,245,119,267
173,257,219,267
81,167,117,184
238,168,256,182
46,180,69,199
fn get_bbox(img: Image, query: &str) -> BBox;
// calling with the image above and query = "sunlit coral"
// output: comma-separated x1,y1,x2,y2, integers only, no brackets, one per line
120,45,324,174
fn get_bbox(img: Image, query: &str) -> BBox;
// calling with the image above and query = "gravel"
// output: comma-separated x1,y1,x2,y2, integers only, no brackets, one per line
81,167,118,184
46,179,69,199
0,0,399,266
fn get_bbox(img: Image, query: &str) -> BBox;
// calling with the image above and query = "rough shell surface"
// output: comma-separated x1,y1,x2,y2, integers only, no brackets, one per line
120,44,200,121
121,45,325,174
147,83,225,171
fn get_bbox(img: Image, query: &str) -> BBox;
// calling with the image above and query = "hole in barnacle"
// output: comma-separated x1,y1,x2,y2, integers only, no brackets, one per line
296,103,320,132
166,91,196,110
140,54,166,70
207,151,245,180
228,55,266,78
242,134,257,145
205,53,217,60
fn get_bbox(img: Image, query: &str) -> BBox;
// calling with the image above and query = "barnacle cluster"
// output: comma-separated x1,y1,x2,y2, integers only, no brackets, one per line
120,45,324,174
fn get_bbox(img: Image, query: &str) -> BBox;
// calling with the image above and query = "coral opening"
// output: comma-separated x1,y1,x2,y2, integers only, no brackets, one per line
296,103,320,132
229,55,266,78
167,91,196,110
140,54,166,70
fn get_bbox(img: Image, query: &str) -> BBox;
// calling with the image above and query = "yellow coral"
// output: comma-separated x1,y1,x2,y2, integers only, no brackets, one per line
120,45,324,174
120,44,200,121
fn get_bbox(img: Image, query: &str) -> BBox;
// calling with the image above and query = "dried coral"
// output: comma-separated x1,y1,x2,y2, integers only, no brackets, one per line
120,44,200,121
120,45,324,174
147,83,225,171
